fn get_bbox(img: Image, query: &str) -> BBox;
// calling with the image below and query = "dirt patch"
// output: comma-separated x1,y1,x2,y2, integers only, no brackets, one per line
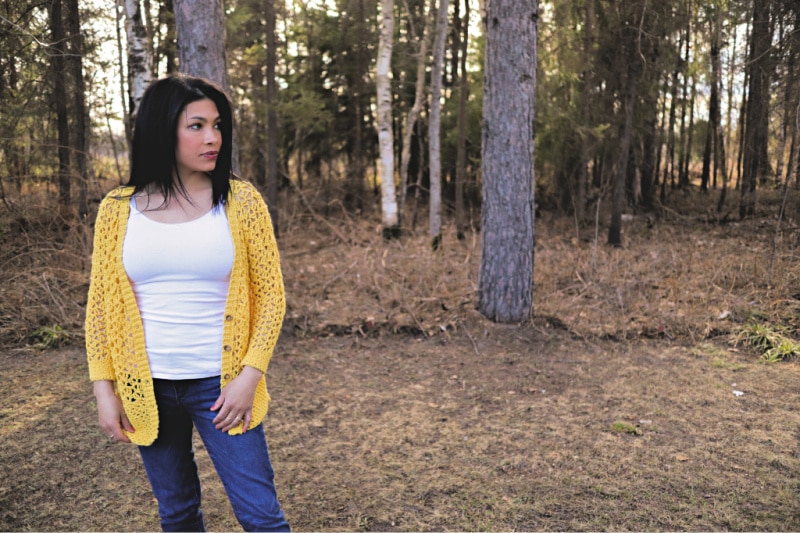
3,325,800,531
2,186,800,531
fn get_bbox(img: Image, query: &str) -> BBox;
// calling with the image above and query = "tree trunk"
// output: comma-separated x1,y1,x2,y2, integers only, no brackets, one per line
676,1,691,190
173,0,230,89
740,0,772,218
711,3,728,210
774,14,793,186
454,0,470,239
428,0,449,249
377,0,400,236
725,16,737,187
576,0,594,224
124,0,152,121
609,73,636,246
49,0,71,209
173,0,239,171
66,0,88,218
344,0,368,210
609,2,640,247
400,0,432,217
115,0,132,159
681,70,697,189
663,49,680,191
265,0,279,235
478,0,537,323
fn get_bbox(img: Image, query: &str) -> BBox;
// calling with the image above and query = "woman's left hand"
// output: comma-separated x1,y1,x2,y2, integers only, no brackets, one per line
210,365,263,432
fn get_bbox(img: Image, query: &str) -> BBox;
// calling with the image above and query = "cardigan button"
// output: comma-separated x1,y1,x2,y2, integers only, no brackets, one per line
223,345,232,352
225,314,233,321
223,373,231,380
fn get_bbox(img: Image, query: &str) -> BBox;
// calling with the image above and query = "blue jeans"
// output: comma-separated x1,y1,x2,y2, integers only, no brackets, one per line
138,377,290,532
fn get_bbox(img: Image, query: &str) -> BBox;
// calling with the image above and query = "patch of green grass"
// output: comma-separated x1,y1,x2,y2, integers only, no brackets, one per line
733,320,800,363
611,421,639,435
30,324,71,349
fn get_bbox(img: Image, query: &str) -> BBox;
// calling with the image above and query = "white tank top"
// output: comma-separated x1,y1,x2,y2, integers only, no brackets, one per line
122,197,234,379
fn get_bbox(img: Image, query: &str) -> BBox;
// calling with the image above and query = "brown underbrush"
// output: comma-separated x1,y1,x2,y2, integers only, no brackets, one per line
2,182,800,531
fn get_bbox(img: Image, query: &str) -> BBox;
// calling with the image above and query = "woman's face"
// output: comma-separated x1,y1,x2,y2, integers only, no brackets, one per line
174,98,222,180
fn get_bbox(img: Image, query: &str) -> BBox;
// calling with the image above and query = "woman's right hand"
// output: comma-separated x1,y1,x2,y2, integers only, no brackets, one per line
93,380,135,443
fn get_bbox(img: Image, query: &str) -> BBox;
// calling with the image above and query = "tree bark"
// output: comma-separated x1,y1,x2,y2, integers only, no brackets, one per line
265,0,279,235
173,0,230,89
454,0,470,239
478,0,537,323
740,0,772,218
66,0,88,218
576,0,594,224
429,0,449,249
377,0,400,236
49,0,71,209
173,0,239,171
608,1,641,247
124,0,152,121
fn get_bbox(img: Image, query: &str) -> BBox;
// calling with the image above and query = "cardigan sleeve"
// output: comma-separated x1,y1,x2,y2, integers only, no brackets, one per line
238,183,286,372
85,194,120,381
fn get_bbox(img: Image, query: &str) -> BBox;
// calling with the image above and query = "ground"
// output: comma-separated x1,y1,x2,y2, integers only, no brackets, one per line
1,187,800,531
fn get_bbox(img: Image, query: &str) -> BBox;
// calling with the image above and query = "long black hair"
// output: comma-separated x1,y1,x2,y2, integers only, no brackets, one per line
128,74,234,207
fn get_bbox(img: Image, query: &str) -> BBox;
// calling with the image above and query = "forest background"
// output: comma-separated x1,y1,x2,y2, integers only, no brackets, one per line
3,0,800,531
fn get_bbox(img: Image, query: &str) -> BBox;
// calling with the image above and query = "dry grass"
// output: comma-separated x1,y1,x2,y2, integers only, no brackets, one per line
2,182,800,531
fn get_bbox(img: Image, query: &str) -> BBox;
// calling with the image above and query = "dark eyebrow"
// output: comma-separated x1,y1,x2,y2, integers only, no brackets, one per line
187,115,221,122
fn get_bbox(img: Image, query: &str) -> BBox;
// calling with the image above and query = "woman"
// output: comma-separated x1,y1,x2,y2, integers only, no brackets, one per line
85,74,290,532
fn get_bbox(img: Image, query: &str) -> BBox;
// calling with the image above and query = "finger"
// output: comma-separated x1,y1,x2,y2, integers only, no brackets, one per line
242,411,252,433
121,413,135,433
213,409,233,426
209,394,225,413
214,411,237,430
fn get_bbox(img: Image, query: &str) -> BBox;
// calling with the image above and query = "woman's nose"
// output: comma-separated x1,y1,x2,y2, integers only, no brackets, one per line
205,127,220,144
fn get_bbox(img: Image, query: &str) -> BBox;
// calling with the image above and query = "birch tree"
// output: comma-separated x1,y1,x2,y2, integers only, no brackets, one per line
124,0,152,120
429,0,449,249
478,0,537,322
376,0,400,237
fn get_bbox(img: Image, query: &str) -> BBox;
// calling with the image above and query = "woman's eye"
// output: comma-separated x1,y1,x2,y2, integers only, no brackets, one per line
189,123,201,130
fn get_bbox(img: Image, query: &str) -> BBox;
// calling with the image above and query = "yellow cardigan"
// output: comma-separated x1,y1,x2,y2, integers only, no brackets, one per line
85,180,285,446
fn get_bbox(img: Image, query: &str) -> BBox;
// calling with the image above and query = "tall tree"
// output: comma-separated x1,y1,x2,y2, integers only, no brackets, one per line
428,0,448,249
49,0,71,210
376,0,400,237
65,0,88,218
265,0,280,233
608,0,642,247
576,0,595,224
478,0,537,322
740,0,772,217
453,0,470,239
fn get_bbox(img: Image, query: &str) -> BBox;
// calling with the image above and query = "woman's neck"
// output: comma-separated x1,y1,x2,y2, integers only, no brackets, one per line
135,175,215,223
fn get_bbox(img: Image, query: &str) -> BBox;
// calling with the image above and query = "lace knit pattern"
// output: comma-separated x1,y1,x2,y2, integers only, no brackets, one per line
85,180,285,446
